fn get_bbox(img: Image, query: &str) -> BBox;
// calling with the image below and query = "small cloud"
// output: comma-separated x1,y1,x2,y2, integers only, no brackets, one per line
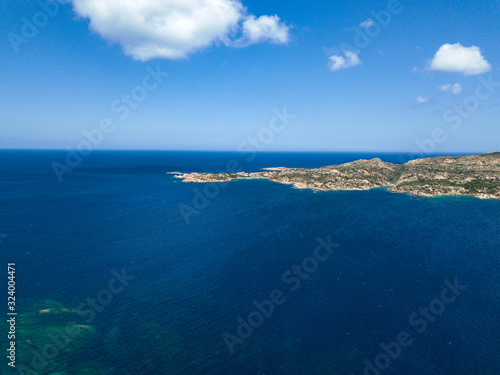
412,66,420,73
451,83,463,95
328,50,361,71
411,96,430,106
359,18,375,29
377,49,384,56
438,84,452,92
239,14,290,46
429,43,491,76
438,83,463,95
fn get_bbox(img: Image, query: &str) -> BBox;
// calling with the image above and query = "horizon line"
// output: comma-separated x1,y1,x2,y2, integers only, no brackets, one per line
0,148,492,155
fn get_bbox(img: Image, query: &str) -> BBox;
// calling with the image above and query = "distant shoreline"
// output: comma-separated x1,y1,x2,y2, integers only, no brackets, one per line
170,152,500,200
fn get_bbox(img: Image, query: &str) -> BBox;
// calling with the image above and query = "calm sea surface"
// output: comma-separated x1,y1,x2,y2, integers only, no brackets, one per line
1,150,499,375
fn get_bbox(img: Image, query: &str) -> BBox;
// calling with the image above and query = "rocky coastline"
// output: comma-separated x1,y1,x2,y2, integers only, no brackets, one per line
170,152,500,199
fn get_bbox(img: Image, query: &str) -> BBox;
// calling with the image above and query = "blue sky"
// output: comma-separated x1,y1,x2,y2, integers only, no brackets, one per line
1,0,499,153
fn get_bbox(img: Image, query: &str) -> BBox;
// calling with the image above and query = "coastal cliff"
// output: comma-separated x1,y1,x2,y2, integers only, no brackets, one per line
171,152,500,199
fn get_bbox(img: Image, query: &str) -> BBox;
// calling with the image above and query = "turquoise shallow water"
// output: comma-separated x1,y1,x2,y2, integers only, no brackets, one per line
1,150,499,375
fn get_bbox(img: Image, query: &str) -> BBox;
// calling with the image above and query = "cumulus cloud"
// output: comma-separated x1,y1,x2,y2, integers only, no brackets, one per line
359,18,375,29
69,0,290,60
429,43,491,75
238,15,289,46
328,50,361,71
438,83,462,95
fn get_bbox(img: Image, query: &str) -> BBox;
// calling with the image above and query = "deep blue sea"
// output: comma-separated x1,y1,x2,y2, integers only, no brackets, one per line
1,150,499,375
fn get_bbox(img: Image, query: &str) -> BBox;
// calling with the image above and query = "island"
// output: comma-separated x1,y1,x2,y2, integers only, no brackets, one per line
170,152,500,199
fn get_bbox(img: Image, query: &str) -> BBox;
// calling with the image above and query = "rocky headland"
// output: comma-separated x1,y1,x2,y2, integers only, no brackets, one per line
170,152,500,199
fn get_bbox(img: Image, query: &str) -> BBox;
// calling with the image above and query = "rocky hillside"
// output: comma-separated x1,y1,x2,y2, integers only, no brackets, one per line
389,152,500,199
171,152,500,199
268,158,400,191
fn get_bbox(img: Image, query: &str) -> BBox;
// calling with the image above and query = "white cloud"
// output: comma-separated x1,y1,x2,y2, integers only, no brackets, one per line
451,83,463,95
328,50,361,71
359,18,375,29
438,84,452,92
429,43,491,75
69,0,290,61
239,15,289,46
413,96,430,105
438,83,462,95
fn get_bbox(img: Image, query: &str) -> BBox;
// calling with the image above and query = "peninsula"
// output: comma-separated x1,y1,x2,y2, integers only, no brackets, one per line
171,152,500,199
